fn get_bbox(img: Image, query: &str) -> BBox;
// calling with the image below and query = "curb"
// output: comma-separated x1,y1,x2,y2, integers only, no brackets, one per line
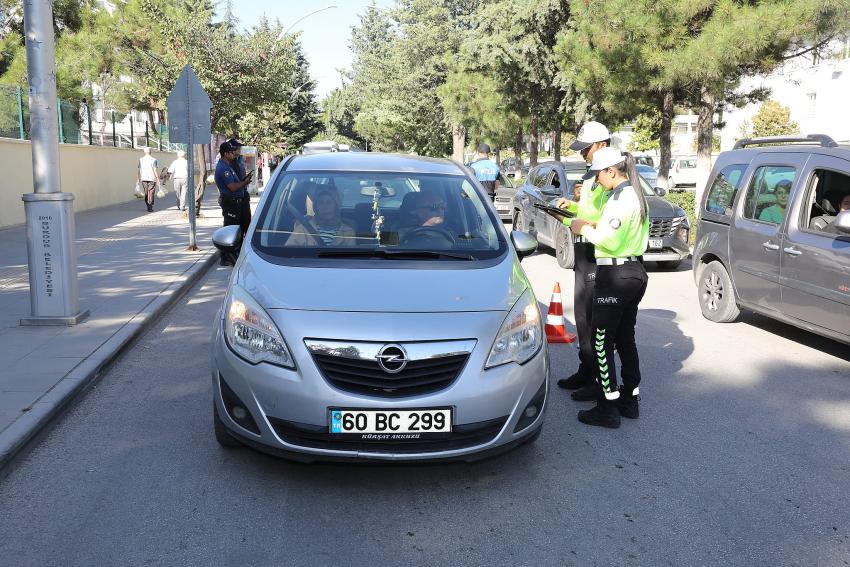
0,248,219,473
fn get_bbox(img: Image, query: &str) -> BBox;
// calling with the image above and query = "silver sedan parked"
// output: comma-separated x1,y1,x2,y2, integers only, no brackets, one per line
211,152,549,462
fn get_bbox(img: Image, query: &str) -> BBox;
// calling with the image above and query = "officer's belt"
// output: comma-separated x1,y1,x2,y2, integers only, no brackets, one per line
595,256,639,266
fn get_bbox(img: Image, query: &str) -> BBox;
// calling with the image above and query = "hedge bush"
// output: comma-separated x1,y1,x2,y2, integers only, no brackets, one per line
663,190,697,245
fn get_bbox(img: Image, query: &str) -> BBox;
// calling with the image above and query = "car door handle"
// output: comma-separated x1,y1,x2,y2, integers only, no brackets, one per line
783,246,802,256
762,241,780,251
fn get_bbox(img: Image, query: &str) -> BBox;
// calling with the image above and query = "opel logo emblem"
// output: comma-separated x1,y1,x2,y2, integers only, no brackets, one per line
376,344,408,374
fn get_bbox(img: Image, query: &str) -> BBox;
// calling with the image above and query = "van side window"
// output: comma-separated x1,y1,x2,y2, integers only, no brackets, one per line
705,164,747,215
802,169,850,234
743,166,797,224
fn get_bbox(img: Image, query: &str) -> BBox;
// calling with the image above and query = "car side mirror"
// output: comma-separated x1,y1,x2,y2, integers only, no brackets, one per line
654,187,667,197
834,210,850,234
212,225,242,251
511,230,538,259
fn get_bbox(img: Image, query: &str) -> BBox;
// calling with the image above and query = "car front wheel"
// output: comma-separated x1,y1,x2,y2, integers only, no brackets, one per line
555,224,575,269
698,260,740,323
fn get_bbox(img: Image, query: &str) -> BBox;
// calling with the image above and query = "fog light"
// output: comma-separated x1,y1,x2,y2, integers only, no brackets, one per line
514,380,547,433
675,226,689,242
232,406,248,420
524,405,538,419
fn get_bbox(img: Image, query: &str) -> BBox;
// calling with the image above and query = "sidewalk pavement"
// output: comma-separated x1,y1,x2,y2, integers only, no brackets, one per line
0,188,247,470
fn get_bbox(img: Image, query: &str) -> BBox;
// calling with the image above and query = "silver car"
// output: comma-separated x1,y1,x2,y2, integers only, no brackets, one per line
211,153,549,462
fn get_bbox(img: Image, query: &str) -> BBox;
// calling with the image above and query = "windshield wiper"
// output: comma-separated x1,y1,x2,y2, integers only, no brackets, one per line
317,249,475,260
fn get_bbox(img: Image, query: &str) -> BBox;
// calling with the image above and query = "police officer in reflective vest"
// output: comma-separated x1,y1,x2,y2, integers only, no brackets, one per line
568,148,649,428
556,122,611,402
468,143,501,201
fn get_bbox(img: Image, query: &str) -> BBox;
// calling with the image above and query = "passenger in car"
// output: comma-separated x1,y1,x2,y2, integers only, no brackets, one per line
285,187,356,247
758,180,791,224
397,191,451,242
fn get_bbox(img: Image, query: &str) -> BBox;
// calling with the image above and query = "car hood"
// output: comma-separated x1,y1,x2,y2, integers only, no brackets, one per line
647,196,685,218
236,250,530,313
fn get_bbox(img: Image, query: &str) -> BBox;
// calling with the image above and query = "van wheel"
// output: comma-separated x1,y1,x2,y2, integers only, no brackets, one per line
555,225,575,269
214,403,242,448
698,261,740,323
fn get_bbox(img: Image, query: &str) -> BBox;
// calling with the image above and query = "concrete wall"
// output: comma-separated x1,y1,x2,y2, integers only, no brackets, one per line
0,139,176,229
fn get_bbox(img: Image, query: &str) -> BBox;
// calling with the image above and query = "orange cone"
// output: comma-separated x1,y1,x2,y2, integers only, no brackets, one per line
545,282,576,344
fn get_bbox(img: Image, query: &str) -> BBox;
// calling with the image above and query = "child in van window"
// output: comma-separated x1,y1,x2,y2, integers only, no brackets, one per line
759,180,792,224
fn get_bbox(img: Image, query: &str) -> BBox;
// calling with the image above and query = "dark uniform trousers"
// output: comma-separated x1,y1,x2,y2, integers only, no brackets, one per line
220,194,252,264
573,241,597,382
591,262,648,402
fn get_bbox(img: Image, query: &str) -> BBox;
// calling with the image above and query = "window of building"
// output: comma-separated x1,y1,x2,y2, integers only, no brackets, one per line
807,93,817,118
743,166,797,224
704,164,748,216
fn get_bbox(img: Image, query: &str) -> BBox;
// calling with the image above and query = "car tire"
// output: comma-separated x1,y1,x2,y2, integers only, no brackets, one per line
697,260,740,323
555,224,575,269
214,403,243,448
513,209,526,232
658,260,682,270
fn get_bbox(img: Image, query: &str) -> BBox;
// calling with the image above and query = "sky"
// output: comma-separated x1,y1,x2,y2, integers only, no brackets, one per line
228,1,395,100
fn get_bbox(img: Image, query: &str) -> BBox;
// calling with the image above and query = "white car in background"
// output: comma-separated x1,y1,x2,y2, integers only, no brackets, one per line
669,157,699,189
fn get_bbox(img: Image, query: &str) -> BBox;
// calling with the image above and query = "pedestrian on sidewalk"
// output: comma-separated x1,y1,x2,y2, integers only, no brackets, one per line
168,150,189,212
215,141,253,266
137,147,160,212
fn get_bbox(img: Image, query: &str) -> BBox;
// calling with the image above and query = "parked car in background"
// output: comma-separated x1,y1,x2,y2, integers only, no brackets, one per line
511,161,690,269
693,134,850,345
635,155,656,168
500,157,527,178
636,163,658,188
669,156,699,189
211,152,548,462
494,172,516,221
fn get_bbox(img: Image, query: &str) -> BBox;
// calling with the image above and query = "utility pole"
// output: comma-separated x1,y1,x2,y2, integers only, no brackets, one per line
20,0,88,325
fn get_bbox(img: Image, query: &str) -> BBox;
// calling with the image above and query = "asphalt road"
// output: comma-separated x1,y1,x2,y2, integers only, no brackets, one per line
1,251,849,566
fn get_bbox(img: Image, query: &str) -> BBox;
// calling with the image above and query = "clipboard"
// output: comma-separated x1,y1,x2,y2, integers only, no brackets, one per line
533,203,575,219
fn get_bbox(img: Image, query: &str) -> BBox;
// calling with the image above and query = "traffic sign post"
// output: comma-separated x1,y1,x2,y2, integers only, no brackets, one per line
166,65,212,251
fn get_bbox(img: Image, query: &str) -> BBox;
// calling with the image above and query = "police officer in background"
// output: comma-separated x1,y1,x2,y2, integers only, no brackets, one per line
555,121,612,402
227,138,247,181
568,148,650,428
468,143,501,201
216,141,253,266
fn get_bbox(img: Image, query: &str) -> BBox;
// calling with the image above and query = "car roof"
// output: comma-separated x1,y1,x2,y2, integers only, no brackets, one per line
285,152,468,175
715,144,850,168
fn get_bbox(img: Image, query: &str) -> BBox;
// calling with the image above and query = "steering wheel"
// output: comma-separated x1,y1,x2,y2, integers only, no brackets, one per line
399,226,456,247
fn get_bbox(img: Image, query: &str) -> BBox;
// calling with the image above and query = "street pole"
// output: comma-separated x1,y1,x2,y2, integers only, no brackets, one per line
129,115,134,148
16,86,25,139
186,79,197,251
20,0,87,325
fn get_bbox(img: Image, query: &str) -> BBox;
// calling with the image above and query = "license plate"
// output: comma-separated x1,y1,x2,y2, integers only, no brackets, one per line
649,238,663,249
329,408,452,438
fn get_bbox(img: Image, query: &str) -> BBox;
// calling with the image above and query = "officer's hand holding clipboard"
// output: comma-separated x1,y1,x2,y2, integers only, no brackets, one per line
533,203,575,220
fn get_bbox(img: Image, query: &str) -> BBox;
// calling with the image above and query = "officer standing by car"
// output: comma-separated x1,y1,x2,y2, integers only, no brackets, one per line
568,148,649,428
468,143,501,201
555,121,612,402
216,141,253,265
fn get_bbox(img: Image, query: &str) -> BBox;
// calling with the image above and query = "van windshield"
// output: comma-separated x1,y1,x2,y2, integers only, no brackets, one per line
252,171,507,261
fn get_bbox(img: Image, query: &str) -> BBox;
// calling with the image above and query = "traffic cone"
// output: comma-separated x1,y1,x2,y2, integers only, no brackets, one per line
545,282,576,344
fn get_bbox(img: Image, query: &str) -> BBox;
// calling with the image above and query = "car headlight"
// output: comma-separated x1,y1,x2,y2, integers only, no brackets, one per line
675,215,690,242
224,285,294,368
485,289,543,369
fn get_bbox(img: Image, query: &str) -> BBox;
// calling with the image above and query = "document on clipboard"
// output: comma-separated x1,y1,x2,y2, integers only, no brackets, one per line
533,203,575,220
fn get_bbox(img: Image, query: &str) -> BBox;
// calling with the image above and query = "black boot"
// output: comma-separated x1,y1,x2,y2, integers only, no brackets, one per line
571,383,599,402
557,372,589,390
618,388,640,419
577,402,620,429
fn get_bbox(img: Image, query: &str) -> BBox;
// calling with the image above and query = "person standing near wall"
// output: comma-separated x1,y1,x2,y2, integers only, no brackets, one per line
137,147,159,212
168,150,189,212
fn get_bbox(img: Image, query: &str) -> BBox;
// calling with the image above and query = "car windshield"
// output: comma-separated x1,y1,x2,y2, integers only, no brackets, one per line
252,171,506,261
636,164,655,173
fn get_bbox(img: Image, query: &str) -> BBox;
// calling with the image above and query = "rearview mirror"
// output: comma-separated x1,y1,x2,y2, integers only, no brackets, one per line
653,186,667,197
212,225,242,251
834,210,850,234
511,230,538,259
360,186,396,197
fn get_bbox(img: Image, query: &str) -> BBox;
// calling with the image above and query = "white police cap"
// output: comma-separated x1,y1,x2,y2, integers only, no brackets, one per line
582,147,625,179
569,121,611,151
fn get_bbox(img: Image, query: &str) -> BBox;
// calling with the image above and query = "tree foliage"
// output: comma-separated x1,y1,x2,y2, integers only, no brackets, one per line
750,100,800,137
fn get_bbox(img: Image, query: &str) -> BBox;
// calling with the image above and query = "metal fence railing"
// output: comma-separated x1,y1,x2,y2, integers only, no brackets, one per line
0,83,183,152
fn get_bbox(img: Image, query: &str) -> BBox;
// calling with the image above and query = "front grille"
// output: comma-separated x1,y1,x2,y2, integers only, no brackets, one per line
268,415,508,454
650,216,684,238
312,352,469,397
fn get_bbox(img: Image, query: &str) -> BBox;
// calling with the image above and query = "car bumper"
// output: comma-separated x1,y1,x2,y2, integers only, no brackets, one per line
211,314,549,462
644,234,690,262
494,196,514,221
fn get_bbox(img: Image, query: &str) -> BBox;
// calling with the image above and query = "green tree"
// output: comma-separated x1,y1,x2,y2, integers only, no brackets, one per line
750,100,800,137
628,111,661,152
